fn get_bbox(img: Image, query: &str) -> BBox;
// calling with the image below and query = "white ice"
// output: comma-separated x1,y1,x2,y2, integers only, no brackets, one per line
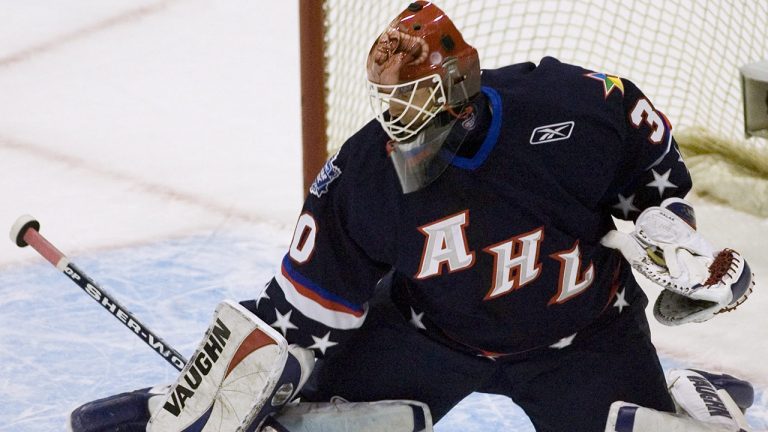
0,1,765,431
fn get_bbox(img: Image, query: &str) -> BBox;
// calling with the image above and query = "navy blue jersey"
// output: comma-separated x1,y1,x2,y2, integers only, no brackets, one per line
250,57,692,358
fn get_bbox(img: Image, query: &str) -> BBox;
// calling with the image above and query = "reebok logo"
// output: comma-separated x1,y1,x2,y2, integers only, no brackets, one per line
530,121,575,145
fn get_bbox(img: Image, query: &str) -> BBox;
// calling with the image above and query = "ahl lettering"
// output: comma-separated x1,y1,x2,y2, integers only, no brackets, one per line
416,210,594,304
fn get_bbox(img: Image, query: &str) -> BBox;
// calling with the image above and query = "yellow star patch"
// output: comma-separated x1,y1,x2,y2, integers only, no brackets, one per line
585,72,625,99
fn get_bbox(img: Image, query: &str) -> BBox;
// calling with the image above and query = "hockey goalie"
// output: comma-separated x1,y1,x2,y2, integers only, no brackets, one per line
67,1,757,431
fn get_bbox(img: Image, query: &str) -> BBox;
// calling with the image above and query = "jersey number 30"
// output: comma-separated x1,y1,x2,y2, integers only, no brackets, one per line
630,98,665,144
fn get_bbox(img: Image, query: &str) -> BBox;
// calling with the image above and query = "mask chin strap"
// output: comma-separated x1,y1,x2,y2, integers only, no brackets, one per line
441,57,473,120
443,103,473,120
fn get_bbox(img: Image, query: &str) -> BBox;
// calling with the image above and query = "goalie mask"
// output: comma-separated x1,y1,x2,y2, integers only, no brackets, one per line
366,1,481,193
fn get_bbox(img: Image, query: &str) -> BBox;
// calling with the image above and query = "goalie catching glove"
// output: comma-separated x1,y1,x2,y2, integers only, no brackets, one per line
601,198,754,325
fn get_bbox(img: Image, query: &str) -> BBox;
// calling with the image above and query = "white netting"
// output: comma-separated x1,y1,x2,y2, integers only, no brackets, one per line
322,0,767,150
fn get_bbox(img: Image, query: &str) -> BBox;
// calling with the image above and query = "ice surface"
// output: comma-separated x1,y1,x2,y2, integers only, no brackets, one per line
0,1,765,431
0,225,765,431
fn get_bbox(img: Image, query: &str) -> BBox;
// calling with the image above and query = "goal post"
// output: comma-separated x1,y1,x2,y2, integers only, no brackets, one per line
299,0,768,214
299,0,329,194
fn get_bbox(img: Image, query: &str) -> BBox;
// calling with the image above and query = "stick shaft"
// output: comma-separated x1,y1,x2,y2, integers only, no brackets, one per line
22,227,188,371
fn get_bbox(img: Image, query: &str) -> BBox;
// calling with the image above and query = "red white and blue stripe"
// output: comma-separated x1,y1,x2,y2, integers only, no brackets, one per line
275,255,367,330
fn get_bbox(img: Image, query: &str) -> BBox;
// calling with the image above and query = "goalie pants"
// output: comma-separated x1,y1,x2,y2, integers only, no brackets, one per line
300,275,675,432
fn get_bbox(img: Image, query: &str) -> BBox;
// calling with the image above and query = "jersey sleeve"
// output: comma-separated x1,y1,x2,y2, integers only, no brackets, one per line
604,78,693,221
242,142,392,358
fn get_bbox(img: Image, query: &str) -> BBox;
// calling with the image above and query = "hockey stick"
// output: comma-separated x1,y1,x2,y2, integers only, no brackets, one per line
9,215,188,371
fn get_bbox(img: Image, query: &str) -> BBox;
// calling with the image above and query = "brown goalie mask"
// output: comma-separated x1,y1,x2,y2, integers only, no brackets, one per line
366,1,481,192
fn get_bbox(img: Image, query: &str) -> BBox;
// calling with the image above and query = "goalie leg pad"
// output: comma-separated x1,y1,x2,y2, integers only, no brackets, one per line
68,385,169,432
262,399,433,432
148,300,314,432
667,369,753,431
604,401,738,432
605,369,754,432
690,370,754,412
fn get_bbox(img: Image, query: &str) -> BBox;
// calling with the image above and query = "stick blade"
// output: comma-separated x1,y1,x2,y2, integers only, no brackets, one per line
10,215,40,247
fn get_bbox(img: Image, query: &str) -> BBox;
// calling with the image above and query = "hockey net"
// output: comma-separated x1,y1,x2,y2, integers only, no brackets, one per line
301,0,768,215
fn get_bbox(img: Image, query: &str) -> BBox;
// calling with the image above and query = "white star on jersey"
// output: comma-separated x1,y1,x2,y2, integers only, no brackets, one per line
271,309,298,336
410,308,427,330
549,333,577,349
675,147,691,175
646,168,677,197
613,194,640,218
675,146,685,163
614,288,629,313
255,289,270,308
308,331,338,355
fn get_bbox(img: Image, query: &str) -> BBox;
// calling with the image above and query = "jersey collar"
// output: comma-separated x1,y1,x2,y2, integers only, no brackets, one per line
450,86,502,170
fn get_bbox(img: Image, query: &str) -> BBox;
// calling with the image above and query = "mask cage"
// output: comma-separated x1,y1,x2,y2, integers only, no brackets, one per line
367,74,446,142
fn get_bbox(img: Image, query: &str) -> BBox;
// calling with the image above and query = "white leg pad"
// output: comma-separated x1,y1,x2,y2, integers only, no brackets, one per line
667,369,753,432
605,368,754,432
148,301,313,432
263,400,433,432
604,402,740,432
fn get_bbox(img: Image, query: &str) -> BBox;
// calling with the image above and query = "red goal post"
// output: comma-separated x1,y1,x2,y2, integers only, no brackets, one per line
299,0,768,212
